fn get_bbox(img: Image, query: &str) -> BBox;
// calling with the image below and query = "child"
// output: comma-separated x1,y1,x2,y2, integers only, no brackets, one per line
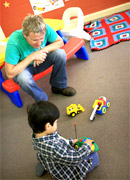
27,101,99,180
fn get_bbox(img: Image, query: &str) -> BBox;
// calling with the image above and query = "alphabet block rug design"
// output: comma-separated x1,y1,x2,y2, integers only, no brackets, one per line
84,10,130,50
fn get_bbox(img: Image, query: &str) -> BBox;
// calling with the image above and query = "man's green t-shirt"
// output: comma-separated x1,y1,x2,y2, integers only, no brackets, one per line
5,24,58,65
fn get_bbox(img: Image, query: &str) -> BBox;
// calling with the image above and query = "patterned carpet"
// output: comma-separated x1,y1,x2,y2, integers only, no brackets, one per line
84,10,130,50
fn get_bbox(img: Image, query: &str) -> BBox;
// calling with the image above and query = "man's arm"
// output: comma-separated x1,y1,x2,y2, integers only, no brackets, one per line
30,35,64,68
41,35,64,53
5,49,47,79
5,35,64,79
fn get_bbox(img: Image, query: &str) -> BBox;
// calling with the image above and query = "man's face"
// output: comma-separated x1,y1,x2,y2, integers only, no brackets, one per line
24,32,45,49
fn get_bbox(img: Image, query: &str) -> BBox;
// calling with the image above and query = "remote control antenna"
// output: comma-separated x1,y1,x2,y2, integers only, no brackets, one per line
74,122,77,139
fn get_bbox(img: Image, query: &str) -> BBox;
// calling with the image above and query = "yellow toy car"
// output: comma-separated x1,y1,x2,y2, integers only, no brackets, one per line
66,104,85,117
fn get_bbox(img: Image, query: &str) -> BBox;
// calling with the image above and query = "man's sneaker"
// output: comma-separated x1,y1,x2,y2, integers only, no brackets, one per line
51,86,76,96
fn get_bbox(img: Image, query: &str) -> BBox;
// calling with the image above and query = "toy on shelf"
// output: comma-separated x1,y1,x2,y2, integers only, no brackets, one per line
66,104,85,117
90,96,110,121
74,123,99,152
33,6,45,11
49,0,58,5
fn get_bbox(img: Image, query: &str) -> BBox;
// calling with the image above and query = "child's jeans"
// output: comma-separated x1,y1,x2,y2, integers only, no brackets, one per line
86,152,99,174
36,152,99,177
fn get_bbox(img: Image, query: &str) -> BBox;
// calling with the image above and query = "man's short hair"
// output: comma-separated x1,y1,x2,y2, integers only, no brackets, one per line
27,101,60,133
22,14,46,36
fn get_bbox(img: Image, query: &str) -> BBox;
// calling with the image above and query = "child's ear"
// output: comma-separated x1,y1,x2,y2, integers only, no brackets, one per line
45,123,51,130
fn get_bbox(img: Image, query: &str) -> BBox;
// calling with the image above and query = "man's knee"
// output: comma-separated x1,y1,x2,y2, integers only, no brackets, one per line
14,70,33,86
52,49,66,62
56,49,66,60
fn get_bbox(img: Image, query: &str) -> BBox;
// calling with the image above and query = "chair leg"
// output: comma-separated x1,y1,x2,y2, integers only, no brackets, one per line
57,30,89,60
56,30,68,44
0,70,23,108
75,45,89,60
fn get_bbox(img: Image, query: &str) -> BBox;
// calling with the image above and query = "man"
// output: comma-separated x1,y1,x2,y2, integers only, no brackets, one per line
5,14,76,102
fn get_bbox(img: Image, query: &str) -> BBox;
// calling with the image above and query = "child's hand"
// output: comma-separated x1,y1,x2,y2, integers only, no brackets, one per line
84,139,92,147
73,139,78,146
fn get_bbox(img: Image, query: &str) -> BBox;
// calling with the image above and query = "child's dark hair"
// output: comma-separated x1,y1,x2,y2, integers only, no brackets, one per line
27,101,60,133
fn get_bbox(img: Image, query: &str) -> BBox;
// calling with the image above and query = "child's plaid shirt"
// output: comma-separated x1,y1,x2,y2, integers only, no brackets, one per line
32,131,92,180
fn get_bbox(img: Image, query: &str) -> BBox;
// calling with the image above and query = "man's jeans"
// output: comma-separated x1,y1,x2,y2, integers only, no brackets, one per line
14,49,67,102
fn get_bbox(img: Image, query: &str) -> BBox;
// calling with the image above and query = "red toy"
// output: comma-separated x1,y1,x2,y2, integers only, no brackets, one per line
90,96,110,120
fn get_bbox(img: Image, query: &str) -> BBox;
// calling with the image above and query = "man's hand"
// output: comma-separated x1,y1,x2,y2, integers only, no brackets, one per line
33,60,45,67
29,49,48,67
